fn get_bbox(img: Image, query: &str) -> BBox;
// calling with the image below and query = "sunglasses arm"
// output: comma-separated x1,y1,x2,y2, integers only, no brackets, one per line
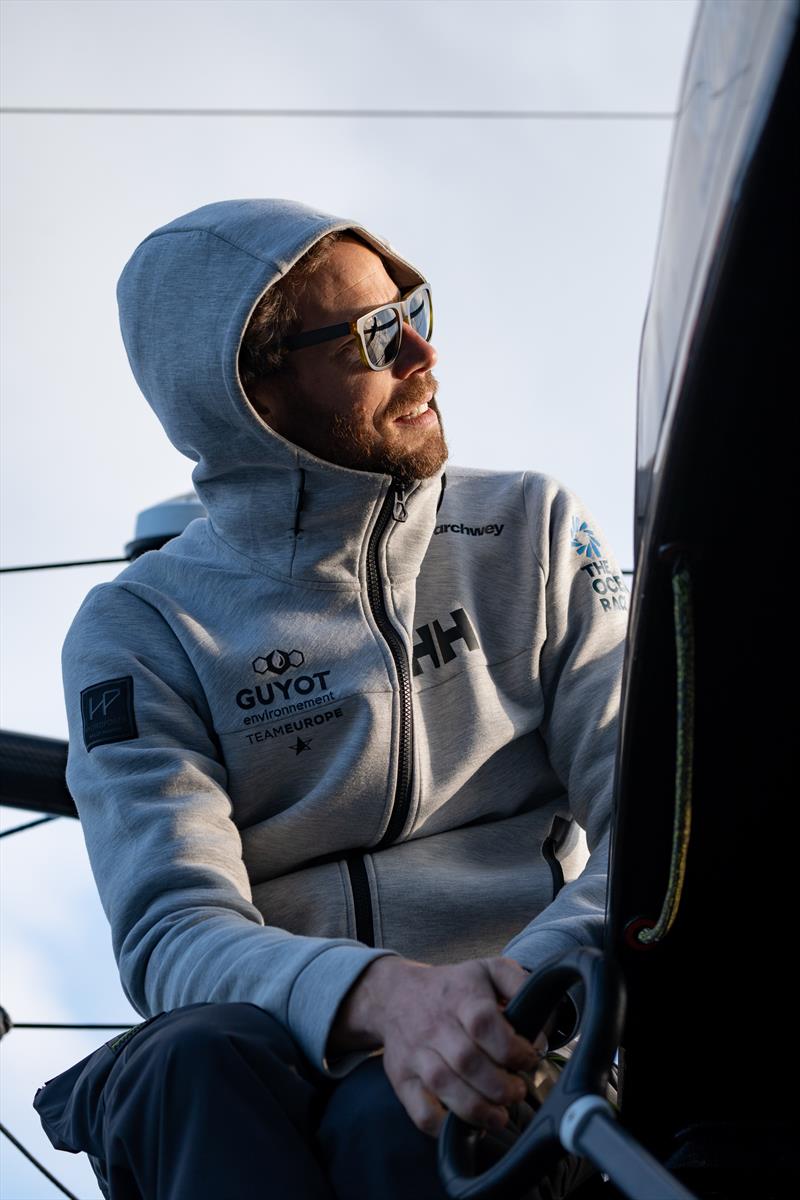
284,321,351,352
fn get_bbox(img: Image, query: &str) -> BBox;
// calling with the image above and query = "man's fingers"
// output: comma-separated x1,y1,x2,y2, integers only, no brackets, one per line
458,995,544,1074
379,957,553,1140
474,958,550,1066
432,1018,530,1110
482,955,531,1003
400,1077,449,1138
413,1047,516,1137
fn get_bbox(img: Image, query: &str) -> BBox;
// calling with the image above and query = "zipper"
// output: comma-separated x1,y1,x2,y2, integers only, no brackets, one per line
346,477,414,946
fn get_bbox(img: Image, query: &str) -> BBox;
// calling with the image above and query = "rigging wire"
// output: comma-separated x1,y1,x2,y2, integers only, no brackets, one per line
0,1006,132,1037
13,1023,132,1031
0,815,58,838
0,558,636,576
0,1007,131,1197
0,1122,81,1200
0,556,128,574
2,104,676,120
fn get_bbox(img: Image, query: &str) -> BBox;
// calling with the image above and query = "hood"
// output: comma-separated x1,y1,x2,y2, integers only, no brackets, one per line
116,198,444,580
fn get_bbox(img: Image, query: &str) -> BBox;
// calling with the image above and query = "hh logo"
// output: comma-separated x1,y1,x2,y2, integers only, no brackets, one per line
81,675,138,753
412,608,479,677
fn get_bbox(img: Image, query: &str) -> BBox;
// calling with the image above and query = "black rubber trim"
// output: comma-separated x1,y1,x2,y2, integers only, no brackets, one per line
541,816,574,901
345,852,374,945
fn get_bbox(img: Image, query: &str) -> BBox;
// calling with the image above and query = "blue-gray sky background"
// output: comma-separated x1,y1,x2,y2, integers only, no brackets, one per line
1,2,698,1195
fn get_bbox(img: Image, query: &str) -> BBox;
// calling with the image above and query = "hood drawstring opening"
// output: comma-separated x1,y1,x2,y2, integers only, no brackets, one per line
392,479,409,523
437,472,447,514
293,468,306,538
392,471,446,524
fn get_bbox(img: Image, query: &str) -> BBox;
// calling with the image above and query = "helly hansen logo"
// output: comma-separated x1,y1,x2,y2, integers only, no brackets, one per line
412,608,479,677
81,676,138,752
434,523,504,537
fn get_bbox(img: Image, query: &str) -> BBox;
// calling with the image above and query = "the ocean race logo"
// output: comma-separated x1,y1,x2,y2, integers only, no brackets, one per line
570,515,627,612
570,516,602,559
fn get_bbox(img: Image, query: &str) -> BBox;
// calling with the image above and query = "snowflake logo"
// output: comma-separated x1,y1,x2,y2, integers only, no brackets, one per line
571,516,602,558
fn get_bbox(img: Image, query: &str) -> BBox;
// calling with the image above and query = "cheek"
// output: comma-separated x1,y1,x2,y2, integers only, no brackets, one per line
341,386,387,430
365,384,394,421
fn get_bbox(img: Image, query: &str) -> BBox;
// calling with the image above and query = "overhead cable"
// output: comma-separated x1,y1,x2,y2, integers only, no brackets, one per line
2,105,676,120
0,815,58,839
2,557,634,575
0,1122,81,1200
12,1022,132,1031
0,1006,131,1040
0,556,128,573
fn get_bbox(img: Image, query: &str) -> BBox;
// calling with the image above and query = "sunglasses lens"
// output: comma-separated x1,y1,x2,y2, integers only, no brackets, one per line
408,286,432,342
363,307,402,368
361,286,432,369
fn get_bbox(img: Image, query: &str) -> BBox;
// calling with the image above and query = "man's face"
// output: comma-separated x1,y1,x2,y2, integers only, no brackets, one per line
247,236,447,482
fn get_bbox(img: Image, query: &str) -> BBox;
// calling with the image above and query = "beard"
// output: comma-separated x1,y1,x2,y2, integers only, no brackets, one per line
273,371,448,484
328,394,448,484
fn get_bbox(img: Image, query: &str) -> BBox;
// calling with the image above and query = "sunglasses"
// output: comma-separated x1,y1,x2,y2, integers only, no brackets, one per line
283,283,434,372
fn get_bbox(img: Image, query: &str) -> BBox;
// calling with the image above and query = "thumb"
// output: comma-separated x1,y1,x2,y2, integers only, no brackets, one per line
482,956,532,1004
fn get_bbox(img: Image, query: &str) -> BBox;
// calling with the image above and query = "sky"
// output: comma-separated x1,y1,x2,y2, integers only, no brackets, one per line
0,1,698,1195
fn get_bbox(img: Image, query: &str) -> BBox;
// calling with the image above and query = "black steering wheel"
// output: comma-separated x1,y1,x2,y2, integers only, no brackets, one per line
437,946,625,1200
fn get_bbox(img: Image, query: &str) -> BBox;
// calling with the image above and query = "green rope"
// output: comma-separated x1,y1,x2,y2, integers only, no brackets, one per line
637,561,695,944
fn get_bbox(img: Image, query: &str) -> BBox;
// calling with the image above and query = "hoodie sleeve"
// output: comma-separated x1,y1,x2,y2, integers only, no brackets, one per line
62,581,400,1080
500,473,628,977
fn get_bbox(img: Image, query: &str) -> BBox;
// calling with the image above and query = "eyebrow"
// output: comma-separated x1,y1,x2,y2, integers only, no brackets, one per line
362,288,402,310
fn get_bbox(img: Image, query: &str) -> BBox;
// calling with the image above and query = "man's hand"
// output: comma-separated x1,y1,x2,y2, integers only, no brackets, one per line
328,955,547,1138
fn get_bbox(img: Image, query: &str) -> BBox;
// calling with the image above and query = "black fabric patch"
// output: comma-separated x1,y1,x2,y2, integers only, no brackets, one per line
81,676,138,752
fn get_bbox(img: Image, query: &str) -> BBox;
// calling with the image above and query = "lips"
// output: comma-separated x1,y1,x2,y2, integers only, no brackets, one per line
393,395,438,426
395,409,438,429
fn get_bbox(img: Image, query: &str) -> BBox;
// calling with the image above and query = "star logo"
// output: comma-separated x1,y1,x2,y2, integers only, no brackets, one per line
290,737,312,755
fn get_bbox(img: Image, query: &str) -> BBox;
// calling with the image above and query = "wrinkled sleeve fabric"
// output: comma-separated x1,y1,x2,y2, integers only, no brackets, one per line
62,582,399,1080
500,473,628,972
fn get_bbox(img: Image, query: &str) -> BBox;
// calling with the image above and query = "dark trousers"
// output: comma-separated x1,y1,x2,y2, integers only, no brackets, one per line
34,1001,596,1200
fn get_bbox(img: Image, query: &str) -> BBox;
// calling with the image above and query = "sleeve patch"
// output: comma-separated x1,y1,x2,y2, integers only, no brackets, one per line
80,676,138,752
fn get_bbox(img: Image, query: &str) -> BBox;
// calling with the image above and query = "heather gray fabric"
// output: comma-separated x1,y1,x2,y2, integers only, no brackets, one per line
61,199,628,1082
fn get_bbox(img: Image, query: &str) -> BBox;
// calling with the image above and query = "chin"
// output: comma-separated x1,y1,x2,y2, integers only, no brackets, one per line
325,407,448,479
381,429,449,481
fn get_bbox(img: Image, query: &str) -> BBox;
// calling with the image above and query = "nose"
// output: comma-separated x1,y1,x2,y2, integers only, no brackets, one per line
392,322,438,379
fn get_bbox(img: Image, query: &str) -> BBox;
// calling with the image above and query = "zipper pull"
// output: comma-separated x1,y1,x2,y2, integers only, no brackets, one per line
392,481,408,522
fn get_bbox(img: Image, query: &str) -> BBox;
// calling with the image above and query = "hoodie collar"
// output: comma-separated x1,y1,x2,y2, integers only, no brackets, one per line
198,421,447,587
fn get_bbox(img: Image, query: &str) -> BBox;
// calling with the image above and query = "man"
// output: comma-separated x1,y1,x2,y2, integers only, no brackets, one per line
35,199,627,1199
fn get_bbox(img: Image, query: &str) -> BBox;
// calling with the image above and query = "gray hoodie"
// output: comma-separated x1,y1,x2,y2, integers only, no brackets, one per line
61,199,628,1081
